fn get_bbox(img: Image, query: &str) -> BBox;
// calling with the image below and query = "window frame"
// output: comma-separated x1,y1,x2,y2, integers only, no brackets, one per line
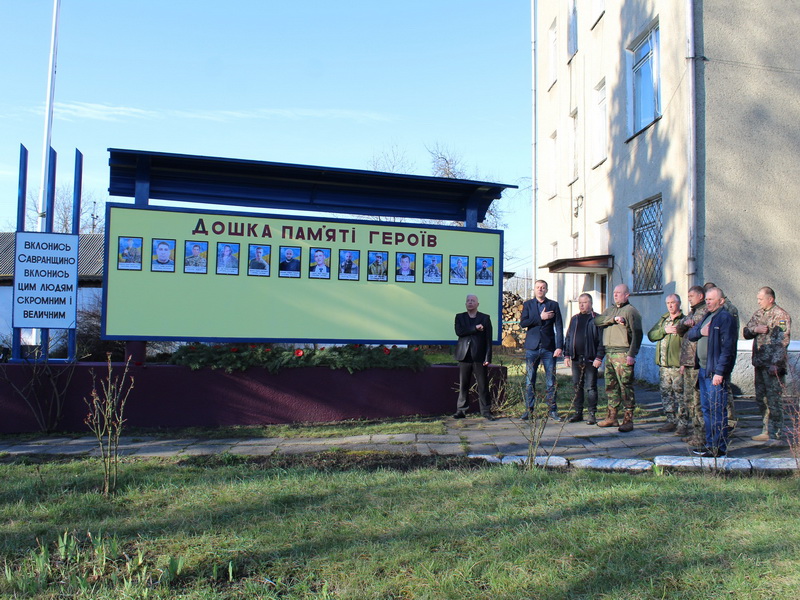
629,23,661,135
631,196,663,294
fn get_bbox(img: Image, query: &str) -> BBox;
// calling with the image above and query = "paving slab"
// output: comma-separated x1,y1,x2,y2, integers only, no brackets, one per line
425,443,465,455
654,456,752,473
370,434,417,443
415,434,461,443
571,458,653,473
501,455,569,469
227,444,279,456
750,458,799,476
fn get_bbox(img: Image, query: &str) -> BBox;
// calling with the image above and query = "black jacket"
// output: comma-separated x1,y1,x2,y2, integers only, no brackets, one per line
454,311,493,364
563,310,605,363
520,298,564,351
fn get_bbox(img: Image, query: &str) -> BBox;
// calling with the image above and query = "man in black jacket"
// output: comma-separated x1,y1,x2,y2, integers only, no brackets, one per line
563,293,605,424
519,280,564,421
453,294,494,420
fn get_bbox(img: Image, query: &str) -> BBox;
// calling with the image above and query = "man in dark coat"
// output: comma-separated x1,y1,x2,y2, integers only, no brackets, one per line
453,294,494,420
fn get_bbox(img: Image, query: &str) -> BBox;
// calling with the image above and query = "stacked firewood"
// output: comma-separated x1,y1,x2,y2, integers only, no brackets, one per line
501,291,526,348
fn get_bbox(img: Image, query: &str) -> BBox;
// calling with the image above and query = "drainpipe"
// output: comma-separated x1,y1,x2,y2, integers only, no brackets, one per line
685,0,697,288
532,0,539,278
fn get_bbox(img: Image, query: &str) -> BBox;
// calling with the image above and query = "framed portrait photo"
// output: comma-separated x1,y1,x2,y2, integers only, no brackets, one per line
309,247,331,279
247,244,271,277
474,257,494,286
422,253,443,284
184,241,208,274
151,239,176,273
338,249,360,281
216,242,240,275
367,251,389,281
118,236,143,270
395,252,416,283
278,246,302,278
448,255,468,285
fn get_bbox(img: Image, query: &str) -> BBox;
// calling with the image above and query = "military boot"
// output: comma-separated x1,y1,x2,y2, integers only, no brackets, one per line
618,409,634,433
567,410,583,423
596,407,619,427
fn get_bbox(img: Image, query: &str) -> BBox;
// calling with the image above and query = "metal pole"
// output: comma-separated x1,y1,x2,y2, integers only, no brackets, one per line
68,149,83,362
37,0,61,233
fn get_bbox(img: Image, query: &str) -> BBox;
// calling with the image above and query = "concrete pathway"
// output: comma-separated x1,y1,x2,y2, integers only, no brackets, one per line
1,386,796,474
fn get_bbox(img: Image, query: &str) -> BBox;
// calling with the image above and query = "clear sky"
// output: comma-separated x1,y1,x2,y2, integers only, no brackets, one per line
0,1,532,264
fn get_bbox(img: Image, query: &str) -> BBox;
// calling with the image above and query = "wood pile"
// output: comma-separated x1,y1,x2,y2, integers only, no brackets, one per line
501,291,526,348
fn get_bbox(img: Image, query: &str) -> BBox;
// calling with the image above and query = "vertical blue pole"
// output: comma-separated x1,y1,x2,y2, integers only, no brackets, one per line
39,147,58,361
12,145,28,361
67,149,83,362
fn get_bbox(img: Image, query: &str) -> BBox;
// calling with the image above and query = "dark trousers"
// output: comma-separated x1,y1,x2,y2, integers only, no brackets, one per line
457,361,490,415
570,357,598,413
698,368,730,453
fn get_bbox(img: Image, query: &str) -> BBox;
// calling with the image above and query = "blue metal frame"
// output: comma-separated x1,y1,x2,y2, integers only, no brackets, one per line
12,145,82,363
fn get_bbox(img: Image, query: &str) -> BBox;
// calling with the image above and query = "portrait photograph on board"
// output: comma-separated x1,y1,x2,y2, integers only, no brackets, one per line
367,251,388,281
216,242,240,275
118,236,142,270
422,253,443,283
309,247,331,279
278,246,302,278
247,244,270,276
151,239,176,272
183,241,208,274
475,257,494,286
338,249,359,281
395,252,416,283
449,255,468,285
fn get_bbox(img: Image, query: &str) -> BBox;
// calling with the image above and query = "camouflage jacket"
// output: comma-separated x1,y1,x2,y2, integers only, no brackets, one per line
676,300,708,367
647,312,685,368
743,304,792,368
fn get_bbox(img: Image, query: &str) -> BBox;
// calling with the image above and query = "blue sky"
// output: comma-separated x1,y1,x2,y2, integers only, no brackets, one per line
1,1,532,263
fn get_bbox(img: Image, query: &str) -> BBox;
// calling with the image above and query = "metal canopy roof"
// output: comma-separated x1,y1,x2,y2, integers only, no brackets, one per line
108,149,516,226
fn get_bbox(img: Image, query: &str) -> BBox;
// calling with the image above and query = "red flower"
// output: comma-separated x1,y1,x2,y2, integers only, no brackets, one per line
413,347,419,352
383,347,391,355
249,344,256,349
353,344,360,348
320,347,326,351
231,348,239,353
265,348,271,352
294,349,304,357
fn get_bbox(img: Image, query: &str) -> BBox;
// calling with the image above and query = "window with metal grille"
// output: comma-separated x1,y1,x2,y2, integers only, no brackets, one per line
632,198,662,293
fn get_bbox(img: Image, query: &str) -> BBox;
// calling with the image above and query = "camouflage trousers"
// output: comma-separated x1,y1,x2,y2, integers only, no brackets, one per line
658,367,683,424
754,366,785,438
680,367,704,434
605,352,636,410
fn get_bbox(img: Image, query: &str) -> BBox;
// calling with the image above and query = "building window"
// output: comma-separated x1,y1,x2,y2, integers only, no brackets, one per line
592,79,607,165
548,19,558,86
632,198,662,293
630,24,660,133
591,0,605,28
571,109,579,181
567,0,578,58
547,131,557,198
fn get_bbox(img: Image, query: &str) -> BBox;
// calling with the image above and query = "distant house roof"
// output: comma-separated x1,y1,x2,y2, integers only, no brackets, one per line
0,232,104,284
108,148,516,226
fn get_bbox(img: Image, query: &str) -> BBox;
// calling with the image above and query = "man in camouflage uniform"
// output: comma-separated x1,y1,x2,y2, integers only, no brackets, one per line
676,286,708,443
594,284,643,433
743,286,792,443
648,294,685,432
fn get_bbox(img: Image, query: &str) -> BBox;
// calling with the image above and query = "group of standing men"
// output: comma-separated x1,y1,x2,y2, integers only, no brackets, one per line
453,280,792,459
649,284,792,456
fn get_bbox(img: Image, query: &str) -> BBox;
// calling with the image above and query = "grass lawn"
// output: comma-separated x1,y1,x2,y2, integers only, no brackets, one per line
2,455,800,599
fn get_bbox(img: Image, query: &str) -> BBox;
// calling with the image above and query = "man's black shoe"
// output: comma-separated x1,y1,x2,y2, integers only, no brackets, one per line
692,446,726,458
483,414,497,422
452,412,466,419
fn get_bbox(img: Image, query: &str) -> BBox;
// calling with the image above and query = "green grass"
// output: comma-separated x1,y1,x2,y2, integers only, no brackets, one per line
1,457,799,599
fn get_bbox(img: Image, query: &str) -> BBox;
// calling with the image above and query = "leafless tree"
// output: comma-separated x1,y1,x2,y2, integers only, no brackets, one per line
25,183,105,234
